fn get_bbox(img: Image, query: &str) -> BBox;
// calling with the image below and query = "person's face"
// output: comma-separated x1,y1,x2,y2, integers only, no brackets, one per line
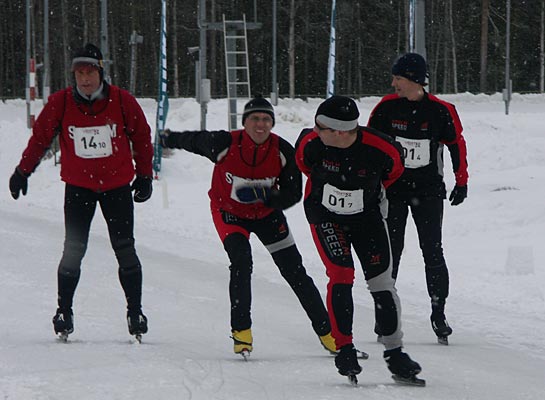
314,123,339,147
391,75,423,100
244,112,273,144
74,64,101,96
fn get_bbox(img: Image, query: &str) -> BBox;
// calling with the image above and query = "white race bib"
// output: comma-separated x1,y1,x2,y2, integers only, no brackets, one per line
321,183,364,215
70,124,116,159
396,137,431,168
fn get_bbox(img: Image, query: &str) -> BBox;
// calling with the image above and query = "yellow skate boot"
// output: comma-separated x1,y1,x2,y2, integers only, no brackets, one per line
319,332,337,354
232,328,253,359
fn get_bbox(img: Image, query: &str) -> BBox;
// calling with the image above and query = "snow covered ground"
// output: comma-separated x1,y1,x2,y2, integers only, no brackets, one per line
1,93,544,399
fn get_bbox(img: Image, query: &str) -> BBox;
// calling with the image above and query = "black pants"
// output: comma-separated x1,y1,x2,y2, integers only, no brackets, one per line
387,196,449,307
213,207,330,336
57,184,143,312
311,215,403,350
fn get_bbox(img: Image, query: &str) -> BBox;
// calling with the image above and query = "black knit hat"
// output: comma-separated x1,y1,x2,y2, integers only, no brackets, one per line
391,53,428,85
242,95,275,126
72,43,104,78
315,95,360,131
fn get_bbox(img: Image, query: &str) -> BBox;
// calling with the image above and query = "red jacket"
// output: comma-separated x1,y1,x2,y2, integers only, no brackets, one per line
164,128,302,220
209,129,284,219
18,84,152,192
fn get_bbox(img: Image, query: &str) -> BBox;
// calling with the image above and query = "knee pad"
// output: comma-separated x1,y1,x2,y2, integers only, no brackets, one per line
372,290,398,336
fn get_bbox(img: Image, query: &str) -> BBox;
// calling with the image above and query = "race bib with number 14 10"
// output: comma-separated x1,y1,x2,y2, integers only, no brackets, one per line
69,124,116,159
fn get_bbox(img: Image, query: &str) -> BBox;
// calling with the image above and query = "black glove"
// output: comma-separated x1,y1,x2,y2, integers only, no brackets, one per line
236,186,270,203
131,175,153,203
449,185,467,206
160,129,175,148
9,167,29,200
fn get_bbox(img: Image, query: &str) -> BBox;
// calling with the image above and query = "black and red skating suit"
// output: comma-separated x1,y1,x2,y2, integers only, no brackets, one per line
368,91,469,313
295,126,406,350
368,92,468,199
295,126,403,224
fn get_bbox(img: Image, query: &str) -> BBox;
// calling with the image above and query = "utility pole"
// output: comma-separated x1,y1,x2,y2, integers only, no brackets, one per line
504,0,512,115
198,0,209,130
129,31,143,94
271,0,278,105
43,0,50,104
100,0,111,82
409,0,426,57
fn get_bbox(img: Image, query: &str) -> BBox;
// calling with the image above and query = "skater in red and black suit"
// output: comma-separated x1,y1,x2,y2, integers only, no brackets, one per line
296,95,424,384
8,43,153,341
368,53,469,345
161,95,336,358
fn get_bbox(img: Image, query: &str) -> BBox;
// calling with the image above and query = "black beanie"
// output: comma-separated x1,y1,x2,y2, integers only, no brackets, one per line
242,95,275,126
391,53,428,85
315,95,360,131
72,43,104,79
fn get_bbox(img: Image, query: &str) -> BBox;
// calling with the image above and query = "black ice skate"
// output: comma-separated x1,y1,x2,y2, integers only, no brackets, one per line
127,309,148,343
335,344,362,385
431,312,453,345
52,308,74,342
384,347,425,386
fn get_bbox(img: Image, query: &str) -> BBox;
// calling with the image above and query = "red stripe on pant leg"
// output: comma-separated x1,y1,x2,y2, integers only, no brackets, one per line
310,224,354,349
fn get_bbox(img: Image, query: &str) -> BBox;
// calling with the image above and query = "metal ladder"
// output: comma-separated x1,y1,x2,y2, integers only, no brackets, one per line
223,14,251,130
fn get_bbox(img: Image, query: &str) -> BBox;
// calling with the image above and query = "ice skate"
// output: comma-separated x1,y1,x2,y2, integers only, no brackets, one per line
52,308,74,341
231,328,253,360
127,309,148,343
335,344,362,385
431,311,453,345
384,347,425,386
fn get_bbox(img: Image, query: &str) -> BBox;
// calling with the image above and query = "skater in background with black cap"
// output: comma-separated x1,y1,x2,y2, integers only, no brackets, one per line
368,52,469,345
161,95,337,359
9,43,153,342
295,95,424,385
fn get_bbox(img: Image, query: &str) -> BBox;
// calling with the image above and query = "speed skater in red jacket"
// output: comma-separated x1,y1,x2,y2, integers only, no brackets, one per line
161,95,336,357
9,43,153,340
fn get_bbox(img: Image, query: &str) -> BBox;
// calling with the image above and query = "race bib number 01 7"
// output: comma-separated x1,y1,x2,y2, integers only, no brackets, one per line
395,137,431,168
70,124,116,159
321,183,364,215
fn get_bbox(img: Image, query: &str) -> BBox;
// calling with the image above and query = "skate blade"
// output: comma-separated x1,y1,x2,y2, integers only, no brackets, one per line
237,348,251,361
356,349,369,360
391,374,426,387
437,336,449,345
330,349,369,360
57,332,70,342
347,374,358,386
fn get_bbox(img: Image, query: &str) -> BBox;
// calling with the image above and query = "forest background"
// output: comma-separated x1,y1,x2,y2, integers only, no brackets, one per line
1,0,544,99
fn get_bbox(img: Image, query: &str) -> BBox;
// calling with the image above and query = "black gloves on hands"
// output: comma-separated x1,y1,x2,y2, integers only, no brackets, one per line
9,167,28,200
449,185,467,206
131,175,153,203
236,186,270,203
160,129,175,148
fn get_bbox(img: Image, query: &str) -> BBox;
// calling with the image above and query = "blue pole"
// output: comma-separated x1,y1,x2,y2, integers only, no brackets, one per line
326,0,336,98
153,0,169,177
